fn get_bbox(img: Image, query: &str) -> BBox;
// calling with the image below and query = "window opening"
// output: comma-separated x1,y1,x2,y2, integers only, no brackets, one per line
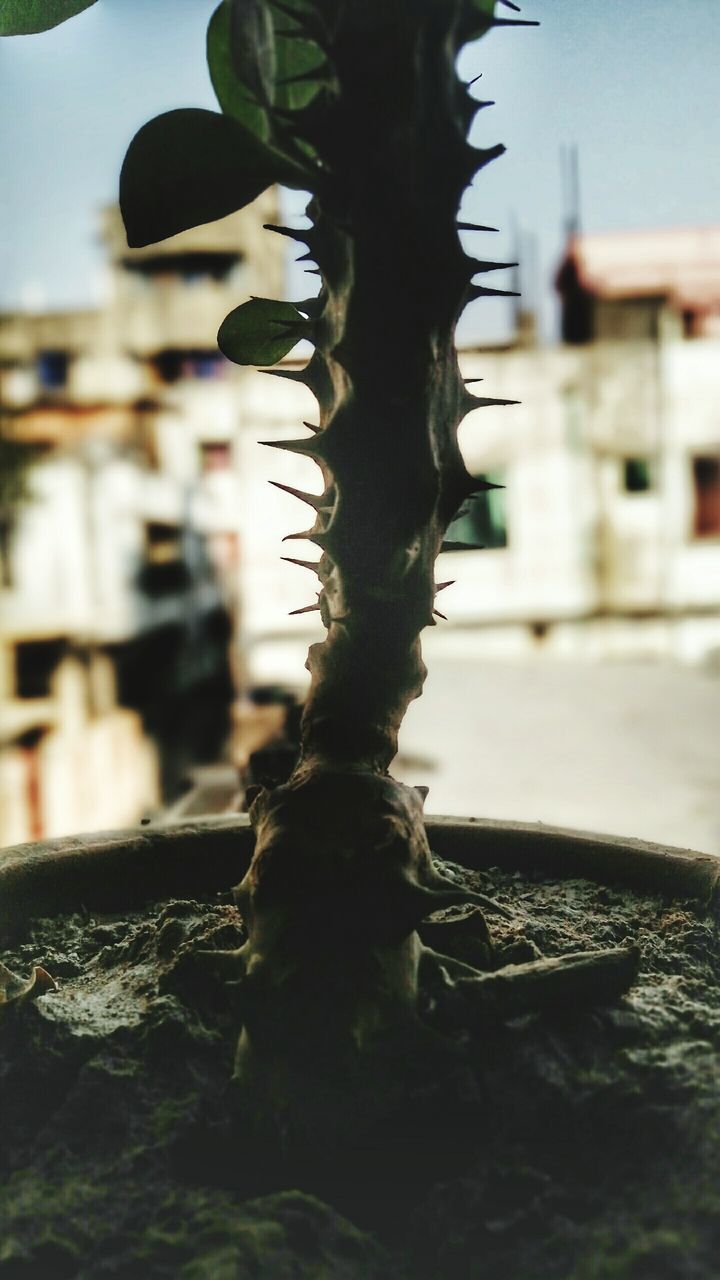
623,457,654,494
692,456,720,538
37,350,68,389
445,469,508,549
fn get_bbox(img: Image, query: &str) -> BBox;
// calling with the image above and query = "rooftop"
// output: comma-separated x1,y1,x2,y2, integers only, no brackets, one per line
564,226,720,310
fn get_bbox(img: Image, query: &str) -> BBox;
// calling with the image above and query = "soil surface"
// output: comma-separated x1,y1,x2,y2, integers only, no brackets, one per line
1,859,719,1279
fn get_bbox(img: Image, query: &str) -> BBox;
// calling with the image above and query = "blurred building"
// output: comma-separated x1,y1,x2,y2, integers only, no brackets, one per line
1,213,719,841
247,226,720,681
0,193,283,841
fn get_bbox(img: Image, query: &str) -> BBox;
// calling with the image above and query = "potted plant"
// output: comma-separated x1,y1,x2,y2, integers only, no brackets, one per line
1,1,718,1275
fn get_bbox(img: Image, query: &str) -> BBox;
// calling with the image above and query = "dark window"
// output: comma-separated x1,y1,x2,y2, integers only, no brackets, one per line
123,251,242,282
152,351,182,384
623,457,653,493
137,522,189,596
445,470,508,550
184,352,226,380
145,521,182,564
692,456,720,538
37,350,68,389
15,639,66,698
151,349,227,384
0,520,12,588
682,309,700,339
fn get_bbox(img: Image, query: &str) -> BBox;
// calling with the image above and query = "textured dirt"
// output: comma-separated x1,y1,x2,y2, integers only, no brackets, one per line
1,861,718,1279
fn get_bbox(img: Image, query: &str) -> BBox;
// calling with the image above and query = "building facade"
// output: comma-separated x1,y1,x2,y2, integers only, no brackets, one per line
1,211,719,842
0,193,282,841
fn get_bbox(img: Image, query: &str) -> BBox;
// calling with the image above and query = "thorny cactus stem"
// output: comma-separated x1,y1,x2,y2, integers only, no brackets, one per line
286,24,499,775
234,0,514,1065
217,0,636,1123
263,1,507,775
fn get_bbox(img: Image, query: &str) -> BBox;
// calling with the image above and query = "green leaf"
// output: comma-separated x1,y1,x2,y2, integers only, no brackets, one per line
229,0,276,105
0,0,98,35
208,1,324,137
218,298,309,365
208,2,270,139
272,0,327,112
120,108,285,248
274,29,326,112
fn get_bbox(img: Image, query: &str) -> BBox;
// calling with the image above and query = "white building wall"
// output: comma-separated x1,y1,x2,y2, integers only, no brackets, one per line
8,459,94,635
232,334,719,670
663,340,720,611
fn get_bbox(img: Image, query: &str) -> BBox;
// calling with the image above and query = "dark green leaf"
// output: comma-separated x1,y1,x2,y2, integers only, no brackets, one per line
230,0,275,105
274,32,325,112
208,2,270,139
218,298,309,365
269,0,328,50
121,109,286,248
208,1,324,141
0,0,98,35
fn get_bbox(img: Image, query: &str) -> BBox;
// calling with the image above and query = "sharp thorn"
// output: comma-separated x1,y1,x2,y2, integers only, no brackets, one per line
467,285,521,301
498,0,522,10
269,480,324,510
470,260,518,275
289,603,321,616
263,223,310,244
441,540,485,552
281,556,321,573
302,420,321,434
259,438,321,457
490,16,540,27
282,528,322,543
466,73,482,86
435,580,456,593
457,222,500,233
463,376,483,384
467,476,505,492
466,396,520,408
292,297,322,319
470,143,506,170
259,366,309,384
433,608,448,621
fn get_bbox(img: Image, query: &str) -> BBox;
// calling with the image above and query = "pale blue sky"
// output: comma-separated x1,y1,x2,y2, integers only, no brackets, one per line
0,0,718,341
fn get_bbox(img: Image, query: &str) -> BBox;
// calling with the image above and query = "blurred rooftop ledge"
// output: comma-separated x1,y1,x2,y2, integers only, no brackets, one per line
99,194,280,266
0,609,92,643
563,225,720,306
1,698,57,742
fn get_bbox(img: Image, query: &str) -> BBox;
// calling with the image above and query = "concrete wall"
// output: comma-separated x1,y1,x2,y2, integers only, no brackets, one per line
234,331,720,664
